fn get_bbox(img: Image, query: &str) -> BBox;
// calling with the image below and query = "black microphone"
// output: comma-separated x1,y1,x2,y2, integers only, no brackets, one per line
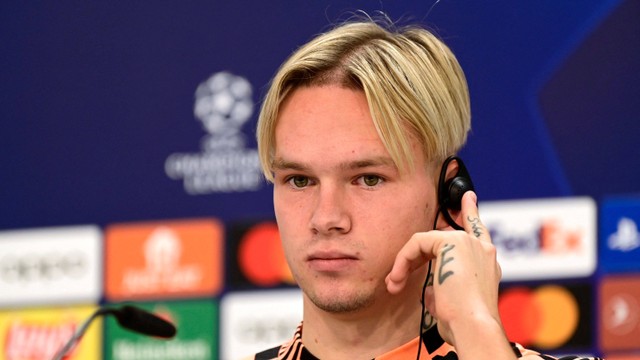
52,305,177,360
110,305,177,338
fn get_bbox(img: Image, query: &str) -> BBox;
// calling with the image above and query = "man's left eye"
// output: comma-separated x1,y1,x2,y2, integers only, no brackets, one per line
361,175,381,187
290,176,309,188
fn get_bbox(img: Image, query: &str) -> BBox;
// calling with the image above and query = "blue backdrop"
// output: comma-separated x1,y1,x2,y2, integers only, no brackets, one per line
1,1,639,357
1,0,638,230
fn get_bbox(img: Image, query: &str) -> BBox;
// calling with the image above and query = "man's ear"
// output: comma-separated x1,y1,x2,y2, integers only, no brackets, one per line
434,159,462,230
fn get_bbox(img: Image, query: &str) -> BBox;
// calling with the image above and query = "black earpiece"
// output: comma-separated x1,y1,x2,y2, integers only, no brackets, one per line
417,156,475,359
436,155,475,230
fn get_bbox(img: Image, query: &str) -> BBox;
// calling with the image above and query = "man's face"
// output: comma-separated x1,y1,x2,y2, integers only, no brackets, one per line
272,85,437,314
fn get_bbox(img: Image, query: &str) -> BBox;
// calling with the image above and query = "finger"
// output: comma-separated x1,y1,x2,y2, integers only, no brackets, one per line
386,232,437,293
424,285,436,317
461,191,490,242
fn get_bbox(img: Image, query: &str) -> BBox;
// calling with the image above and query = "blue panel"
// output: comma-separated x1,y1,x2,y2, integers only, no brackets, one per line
600,196,640,273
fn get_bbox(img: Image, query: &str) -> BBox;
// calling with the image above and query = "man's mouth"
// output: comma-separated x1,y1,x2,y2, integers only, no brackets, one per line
307,251,359,272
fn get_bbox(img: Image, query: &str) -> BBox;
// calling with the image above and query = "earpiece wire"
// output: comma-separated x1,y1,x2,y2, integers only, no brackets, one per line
416,209,441,360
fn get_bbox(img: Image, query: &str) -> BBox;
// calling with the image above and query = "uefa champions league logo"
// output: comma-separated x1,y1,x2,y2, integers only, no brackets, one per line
194,72,253,137
165,71,262,194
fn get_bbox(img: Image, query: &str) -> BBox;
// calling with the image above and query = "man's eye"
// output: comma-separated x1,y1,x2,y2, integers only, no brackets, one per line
361,175,381,187
289,176,309,188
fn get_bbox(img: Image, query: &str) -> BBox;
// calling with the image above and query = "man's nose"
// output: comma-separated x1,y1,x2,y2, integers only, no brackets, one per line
309,184,351,236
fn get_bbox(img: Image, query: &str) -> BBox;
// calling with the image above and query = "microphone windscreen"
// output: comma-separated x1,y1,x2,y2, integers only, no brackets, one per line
113,305,177,338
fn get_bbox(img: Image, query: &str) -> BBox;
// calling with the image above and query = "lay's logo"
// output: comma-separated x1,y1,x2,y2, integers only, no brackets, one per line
105,219,224,301
0,306,100,360
5,322,76,359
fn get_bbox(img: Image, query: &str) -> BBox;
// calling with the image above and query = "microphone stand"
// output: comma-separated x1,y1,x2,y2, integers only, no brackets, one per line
51,305,176,360
51,307,112,360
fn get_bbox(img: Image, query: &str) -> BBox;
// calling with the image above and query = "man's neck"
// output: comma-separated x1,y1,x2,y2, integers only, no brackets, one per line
300,281,426,360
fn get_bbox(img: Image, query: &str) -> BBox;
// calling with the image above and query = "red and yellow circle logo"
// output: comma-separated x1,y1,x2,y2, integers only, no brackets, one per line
238,222,295,287
498,285,579,349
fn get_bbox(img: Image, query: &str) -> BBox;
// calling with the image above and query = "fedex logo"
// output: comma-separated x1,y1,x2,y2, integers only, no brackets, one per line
490,219,582,255
479,197,596,281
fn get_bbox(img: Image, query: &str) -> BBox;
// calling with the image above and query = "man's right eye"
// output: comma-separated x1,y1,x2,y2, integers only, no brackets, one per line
288,176,309,188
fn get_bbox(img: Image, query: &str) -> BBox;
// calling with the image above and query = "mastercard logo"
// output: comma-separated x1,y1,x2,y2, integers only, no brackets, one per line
498,285,580,349
237,222,295,287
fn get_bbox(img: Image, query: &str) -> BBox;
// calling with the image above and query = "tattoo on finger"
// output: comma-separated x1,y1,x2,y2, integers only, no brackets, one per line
422,308,436,330
467,216,482,238
438,243,455,285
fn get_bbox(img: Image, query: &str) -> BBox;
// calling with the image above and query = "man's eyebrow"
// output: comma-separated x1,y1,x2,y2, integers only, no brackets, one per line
346,157,397,170
271,156,397,172
271,158,310,172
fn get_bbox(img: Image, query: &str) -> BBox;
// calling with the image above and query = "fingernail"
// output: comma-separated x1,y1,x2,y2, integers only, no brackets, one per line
469,191,477,204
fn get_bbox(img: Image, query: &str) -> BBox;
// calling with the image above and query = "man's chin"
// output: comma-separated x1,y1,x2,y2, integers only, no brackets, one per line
308,292,375,314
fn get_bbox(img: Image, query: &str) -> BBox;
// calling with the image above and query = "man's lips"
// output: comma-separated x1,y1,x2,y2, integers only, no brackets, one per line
307,250,359,260
306,251,359,272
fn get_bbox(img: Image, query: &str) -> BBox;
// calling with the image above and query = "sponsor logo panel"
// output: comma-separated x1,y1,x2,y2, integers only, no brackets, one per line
105,219,224,301
0,225,102,307
0,305,101,360
604,355,640,360
599,274,640,352
227,221,295,289
600,197,640,273
480,197,596,281
220,289,303,360
104,300,217,360
498,282,593,351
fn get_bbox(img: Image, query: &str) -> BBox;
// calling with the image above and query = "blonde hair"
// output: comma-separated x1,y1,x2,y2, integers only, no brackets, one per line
257,20,470,181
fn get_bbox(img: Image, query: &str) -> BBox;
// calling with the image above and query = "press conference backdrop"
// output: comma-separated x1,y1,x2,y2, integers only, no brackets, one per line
1,1,639,359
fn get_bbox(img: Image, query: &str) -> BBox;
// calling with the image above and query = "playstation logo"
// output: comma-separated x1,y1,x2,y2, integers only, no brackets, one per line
608,217,640,252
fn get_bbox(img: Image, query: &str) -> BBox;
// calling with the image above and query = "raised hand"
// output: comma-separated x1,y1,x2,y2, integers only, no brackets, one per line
386,191,516,359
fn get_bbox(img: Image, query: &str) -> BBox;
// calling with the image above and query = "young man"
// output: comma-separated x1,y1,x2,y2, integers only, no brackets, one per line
251,20,602,360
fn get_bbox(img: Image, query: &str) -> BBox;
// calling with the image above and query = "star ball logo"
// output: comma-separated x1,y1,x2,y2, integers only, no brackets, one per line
227,221,295,289
165,71,263,194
